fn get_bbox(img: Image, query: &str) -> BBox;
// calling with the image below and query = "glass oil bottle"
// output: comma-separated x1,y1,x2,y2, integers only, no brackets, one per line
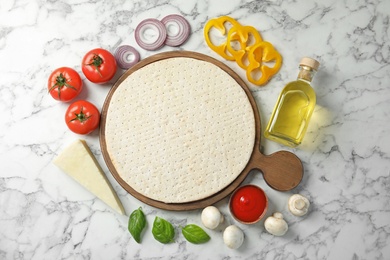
264,57,320,147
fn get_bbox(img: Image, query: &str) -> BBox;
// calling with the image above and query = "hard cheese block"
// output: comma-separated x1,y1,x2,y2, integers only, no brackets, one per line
53,139,125,215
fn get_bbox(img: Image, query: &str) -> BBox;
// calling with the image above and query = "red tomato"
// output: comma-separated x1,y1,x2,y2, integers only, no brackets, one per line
81,48,117,83
48,67,83,101
65,100,100,135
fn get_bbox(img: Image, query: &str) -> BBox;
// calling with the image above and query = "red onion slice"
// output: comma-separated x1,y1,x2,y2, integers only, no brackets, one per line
114,45,140,70
161,14,191,47
135,18,167,51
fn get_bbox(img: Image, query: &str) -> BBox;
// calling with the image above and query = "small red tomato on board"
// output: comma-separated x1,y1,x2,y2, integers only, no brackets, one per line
65,100,100,135
81,48,117,84
48,67,83,102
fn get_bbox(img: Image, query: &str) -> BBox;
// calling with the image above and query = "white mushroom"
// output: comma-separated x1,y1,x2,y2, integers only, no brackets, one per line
264,212,288,236
288,194,310,216
223,225,244,249
201,206,224,229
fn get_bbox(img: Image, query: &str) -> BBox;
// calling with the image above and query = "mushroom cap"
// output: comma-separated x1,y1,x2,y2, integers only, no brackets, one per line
223,225,244,249
201,206,223,229
264,212,288,236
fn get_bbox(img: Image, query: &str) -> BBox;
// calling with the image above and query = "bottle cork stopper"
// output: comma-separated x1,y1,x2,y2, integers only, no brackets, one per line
300,57,320,70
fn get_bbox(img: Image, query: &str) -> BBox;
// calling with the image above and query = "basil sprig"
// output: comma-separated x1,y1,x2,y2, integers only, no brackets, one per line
152,216,175,244
182,224,210,244
128,207,146,243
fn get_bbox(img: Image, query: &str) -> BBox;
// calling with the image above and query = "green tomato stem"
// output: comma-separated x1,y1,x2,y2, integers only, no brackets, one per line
86,54,104,77
70,106,91,123
48,73,77,100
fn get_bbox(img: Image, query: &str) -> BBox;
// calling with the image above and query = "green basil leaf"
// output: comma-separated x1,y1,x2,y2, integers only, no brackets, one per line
152,216,175,244
128,207,146,243
182,224,210,244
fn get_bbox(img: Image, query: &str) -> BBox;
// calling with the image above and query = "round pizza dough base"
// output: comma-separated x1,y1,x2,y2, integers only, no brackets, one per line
104,57,255,203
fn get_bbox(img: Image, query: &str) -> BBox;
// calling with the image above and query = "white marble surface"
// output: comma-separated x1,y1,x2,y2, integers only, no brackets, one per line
1,0,389,259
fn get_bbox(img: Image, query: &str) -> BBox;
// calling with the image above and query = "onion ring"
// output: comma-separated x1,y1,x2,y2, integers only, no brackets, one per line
114,45,140,70
161,14,191,47
135,18,167,51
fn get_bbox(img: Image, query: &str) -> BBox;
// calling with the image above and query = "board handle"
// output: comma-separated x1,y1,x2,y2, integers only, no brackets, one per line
250,150,303,191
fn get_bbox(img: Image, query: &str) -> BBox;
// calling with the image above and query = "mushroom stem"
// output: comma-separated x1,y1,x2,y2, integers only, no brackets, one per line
294,199,306,210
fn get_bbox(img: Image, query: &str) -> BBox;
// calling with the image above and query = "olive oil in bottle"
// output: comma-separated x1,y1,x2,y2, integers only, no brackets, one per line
264,57,320,147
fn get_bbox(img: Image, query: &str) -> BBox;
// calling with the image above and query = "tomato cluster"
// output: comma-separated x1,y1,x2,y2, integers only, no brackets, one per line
48,48,117,135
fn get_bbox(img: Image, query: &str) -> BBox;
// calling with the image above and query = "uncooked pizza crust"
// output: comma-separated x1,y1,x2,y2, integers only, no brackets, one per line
104,57,255,203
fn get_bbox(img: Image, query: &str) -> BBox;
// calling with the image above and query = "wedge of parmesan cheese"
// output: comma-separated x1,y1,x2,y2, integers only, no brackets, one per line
53,139,125,215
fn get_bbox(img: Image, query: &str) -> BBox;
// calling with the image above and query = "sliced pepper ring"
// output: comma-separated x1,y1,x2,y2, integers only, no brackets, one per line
226,24,263,70
204,16,241,61
246,41,282,86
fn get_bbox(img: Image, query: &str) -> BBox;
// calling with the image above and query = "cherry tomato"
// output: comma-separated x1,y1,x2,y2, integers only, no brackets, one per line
48,67,83,102
65,100,100,135
81,48,117,84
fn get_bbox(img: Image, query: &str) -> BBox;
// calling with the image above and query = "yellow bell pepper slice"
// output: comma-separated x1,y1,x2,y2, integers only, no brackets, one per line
204,16,240,61
226,24,263,70
204,16,283,87
246,41,282,86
